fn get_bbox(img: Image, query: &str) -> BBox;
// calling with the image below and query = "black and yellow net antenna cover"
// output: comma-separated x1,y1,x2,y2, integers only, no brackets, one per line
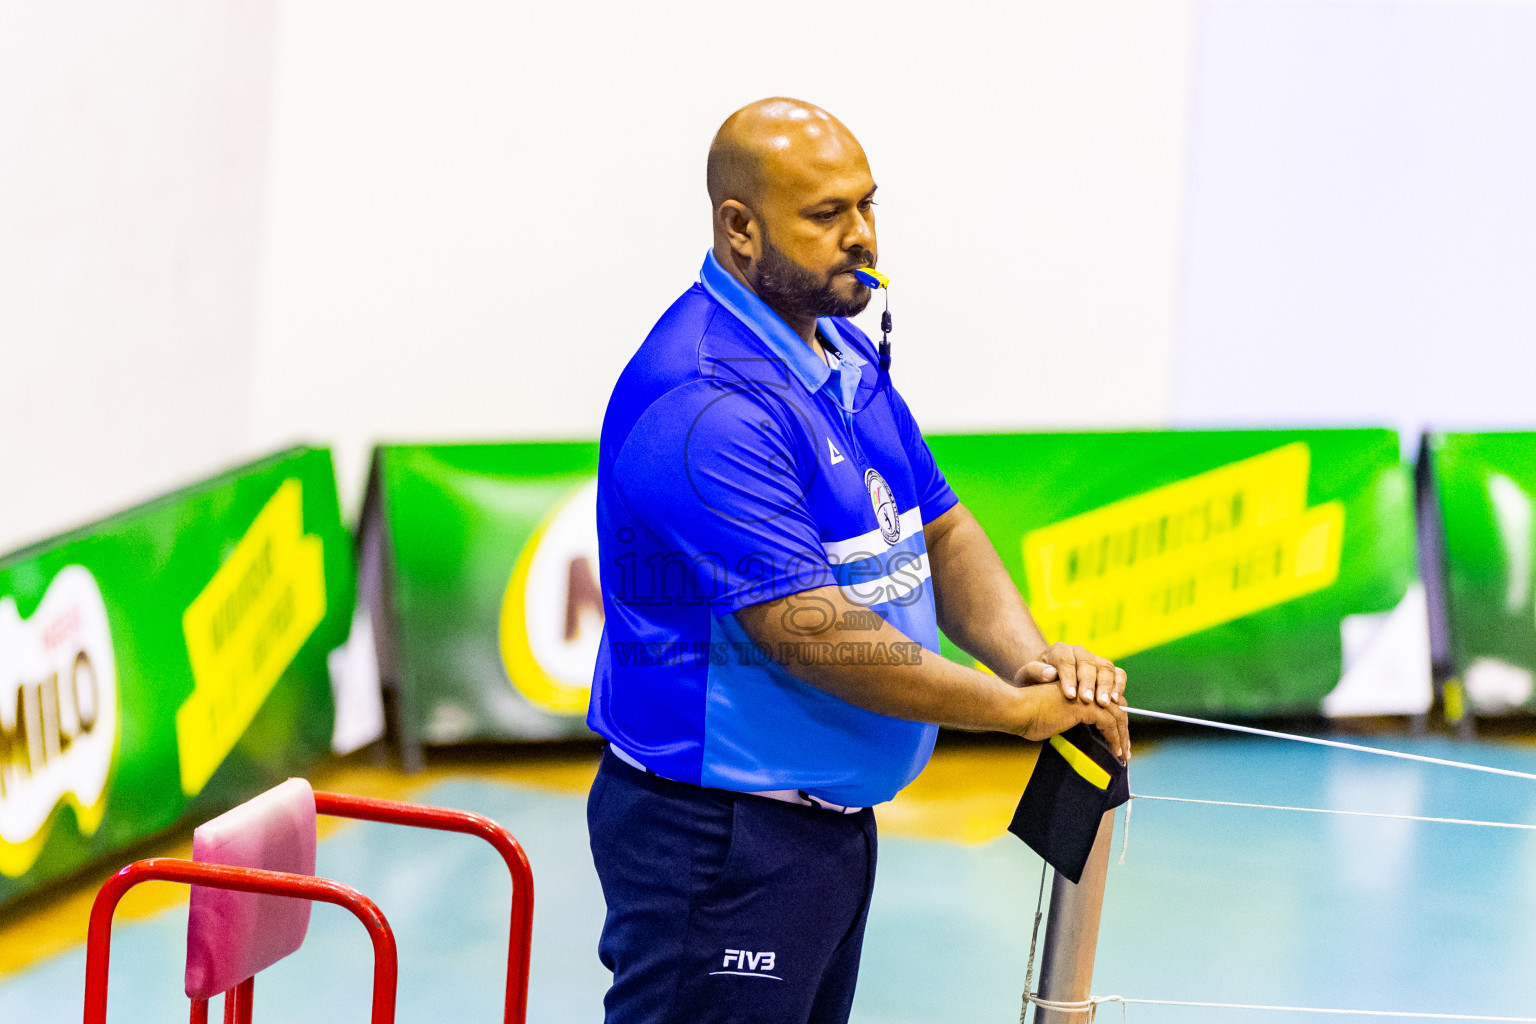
1008,725,1130,883
1048,732,1112,789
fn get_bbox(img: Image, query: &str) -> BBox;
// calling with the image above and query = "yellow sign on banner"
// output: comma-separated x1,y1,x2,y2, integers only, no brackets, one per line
1022,443,1344,661
177,480,326,795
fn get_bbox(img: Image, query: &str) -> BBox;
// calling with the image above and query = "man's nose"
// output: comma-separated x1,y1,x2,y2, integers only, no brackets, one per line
845,211,874,250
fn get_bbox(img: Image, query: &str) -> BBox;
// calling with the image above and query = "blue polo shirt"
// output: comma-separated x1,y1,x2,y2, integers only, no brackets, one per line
587,253,959,807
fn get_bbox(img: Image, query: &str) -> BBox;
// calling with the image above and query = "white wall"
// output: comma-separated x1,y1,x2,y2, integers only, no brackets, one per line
249,0,1198,509
1175,1,1536,442
11,0,1536,554
0,1,278,552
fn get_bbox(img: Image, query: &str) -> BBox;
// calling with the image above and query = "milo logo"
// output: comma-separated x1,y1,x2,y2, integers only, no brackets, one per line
499,479,601,716
0,565,118,877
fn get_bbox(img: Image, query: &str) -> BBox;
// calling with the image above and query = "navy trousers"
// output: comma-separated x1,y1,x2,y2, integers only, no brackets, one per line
587,749,878,1024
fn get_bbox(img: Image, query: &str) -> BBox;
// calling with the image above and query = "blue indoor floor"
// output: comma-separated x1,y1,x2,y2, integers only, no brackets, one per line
6,735,1536,1023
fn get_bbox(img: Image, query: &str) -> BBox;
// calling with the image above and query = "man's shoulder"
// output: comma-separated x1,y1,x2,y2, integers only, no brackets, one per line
619,284,712,389
602,282,791,466
612,283,766,402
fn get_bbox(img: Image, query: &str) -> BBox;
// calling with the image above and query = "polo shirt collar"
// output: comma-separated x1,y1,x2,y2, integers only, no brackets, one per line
699,251,863,394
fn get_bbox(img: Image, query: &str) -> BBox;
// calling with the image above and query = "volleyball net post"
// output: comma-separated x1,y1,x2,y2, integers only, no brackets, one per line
1033,808,1115,1023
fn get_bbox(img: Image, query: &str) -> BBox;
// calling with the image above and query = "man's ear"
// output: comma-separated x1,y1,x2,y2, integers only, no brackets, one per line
717,200,760,263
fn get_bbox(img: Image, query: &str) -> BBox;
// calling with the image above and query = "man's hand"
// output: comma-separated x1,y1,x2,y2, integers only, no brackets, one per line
1012,680,1130,762
1013,643,1127,709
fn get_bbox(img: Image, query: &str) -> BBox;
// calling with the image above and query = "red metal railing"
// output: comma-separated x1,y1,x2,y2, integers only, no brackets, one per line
80,791,532,1024
312,791,535,1024
82,858,397,1024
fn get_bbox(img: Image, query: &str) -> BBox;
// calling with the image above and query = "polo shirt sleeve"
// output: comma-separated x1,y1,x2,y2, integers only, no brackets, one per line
611,380,834,612
889,388,959,523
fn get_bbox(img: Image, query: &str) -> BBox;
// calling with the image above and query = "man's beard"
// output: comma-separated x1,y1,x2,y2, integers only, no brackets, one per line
753,234,873,321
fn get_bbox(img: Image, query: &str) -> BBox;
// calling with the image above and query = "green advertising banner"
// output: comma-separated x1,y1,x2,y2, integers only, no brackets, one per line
370,429,1425,757
366,443,600,756
928,430,1425,717
0,447,354,906
1430,432,1536,713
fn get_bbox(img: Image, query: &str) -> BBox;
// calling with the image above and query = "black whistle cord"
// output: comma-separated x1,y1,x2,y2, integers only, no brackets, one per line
877,286,892,374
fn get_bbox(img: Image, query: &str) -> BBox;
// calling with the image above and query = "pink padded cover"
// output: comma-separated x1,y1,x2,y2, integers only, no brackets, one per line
185,778,317,999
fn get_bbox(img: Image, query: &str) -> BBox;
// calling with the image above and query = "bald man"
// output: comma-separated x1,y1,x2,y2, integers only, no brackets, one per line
586,98,1129,1024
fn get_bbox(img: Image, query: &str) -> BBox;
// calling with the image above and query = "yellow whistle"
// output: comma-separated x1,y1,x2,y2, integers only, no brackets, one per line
853,267,889,290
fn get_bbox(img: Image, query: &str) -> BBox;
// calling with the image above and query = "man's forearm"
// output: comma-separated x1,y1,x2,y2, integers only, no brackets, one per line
733,584,1127,753
924,503,1048,680
736,585,1024,729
